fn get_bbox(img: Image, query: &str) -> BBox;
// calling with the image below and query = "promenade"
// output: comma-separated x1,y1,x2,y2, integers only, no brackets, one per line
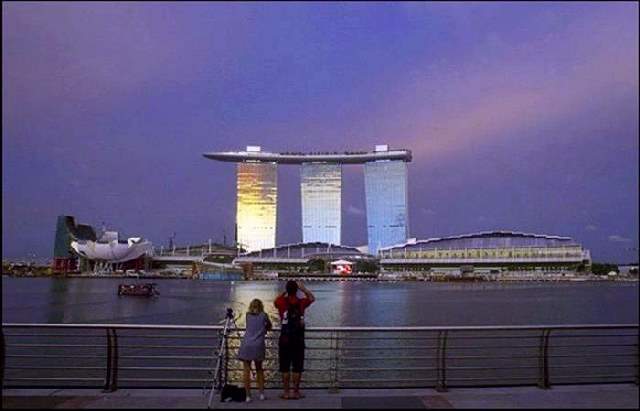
3,384,639,409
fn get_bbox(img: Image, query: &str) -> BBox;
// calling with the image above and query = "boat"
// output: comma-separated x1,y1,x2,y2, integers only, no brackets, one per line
117,283,159,297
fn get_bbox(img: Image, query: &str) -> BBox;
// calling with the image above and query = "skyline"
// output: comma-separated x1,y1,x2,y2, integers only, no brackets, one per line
2,2,638,263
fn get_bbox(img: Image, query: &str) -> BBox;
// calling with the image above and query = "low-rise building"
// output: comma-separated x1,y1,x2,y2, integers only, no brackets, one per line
378,230,591,275
233,242,375,273
618,264,639,276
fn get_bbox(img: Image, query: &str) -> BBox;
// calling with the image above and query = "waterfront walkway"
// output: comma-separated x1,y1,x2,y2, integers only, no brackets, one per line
3,384,638,409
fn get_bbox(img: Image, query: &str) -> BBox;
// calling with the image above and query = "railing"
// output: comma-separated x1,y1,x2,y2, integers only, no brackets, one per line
2,323,638,390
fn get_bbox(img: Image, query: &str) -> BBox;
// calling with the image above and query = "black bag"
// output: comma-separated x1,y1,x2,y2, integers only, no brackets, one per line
220,384,246,402
280,300,304,344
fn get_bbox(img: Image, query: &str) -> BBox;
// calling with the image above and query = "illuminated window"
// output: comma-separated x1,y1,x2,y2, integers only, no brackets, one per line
364,160,409,254
301,163,341,245
236,162,277,252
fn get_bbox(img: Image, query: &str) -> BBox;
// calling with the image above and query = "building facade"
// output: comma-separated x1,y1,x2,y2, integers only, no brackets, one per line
301,162,342,245
364,160,409,255
236,162,278,252
378,231,592,274
233,242,374,273
53,215,97,273
52,215,151,274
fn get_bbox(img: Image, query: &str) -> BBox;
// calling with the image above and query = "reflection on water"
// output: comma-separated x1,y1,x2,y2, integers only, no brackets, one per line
2,277,638,326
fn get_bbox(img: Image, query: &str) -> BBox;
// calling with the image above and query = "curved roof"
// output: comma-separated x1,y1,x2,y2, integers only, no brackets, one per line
239,241,365,258
380,230,578,252
71,238,152,263
203,149,412,164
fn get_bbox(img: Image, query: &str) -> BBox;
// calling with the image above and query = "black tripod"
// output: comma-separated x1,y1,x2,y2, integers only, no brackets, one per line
206,308,239,409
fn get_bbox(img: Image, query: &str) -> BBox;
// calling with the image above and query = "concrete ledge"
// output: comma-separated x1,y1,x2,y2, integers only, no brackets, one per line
3,384,638,409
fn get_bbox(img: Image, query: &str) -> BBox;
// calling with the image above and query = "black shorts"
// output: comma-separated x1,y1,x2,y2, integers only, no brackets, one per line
279,337,305,373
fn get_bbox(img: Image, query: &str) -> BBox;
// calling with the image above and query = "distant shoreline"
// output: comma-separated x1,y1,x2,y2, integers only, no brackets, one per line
2,272,638,283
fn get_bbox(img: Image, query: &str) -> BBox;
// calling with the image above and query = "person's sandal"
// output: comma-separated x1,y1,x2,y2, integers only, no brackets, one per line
279,393,290,400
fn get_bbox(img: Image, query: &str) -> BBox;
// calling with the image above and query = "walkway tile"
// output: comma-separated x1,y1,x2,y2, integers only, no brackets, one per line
420,395,454,408
342,396,426,409
2,384,638,409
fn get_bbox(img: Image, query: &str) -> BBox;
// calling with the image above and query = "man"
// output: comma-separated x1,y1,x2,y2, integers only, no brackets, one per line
274,280,315,400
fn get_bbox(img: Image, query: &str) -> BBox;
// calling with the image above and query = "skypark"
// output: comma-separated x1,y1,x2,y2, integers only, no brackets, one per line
202,145,412,164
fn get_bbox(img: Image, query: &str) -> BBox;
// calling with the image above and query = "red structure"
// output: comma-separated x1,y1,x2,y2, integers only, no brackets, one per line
53,216,96,274
53,257,78,274
121,255,146,271
85,255,146,272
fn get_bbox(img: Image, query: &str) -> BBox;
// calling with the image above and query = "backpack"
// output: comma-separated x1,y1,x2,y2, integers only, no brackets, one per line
280,298,304,343
220,384,246,402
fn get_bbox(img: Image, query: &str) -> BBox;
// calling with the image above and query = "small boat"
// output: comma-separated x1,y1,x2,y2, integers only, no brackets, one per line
117,283,159,297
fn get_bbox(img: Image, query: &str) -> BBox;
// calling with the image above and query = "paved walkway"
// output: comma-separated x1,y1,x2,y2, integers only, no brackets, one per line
3,384,638,409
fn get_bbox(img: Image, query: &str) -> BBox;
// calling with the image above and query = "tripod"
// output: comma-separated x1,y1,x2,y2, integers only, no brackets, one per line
206,307,239,409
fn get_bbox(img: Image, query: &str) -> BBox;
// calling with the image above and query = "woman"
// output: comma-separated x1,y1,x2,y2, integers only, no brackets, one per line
237,299,272,402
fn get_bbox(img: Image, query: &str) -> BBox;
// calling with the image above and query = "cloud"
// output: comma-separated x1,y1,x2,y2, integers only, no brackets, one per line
421,208,436,215
2,3,254,120
585,224,598,231
368,4,639,163
609,235,632,243
347,205,365,216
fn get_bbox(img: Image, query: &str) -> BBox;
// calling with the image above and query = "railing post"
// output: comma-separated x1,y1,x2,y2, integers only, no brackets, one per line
103,328,112,392
111,329,119,392
537,329,544,388
635,332,639,386
329,331,335,392
435,331,442,391
224,327,229,387
1,328,5,389
329,331,340,393
335,331,341,391
104,328,119,392
544,330,551,388
537,329,550,389
436,331,448,392
442,331,449,392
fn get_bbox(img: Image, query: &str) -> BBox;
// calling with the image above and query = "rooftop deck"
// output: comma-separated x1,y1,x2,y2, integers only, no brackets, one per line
202,149,412,164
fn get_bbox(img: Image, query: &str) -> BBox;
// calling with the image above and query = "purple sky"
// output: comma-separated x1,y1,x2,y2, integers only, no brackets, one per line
3,2,638,263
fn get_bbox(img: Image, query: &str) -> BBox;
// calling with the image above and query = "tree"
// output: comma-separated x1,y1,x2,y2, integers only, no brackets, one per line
591,262,619,276
354,260,379,273
307,258,326,273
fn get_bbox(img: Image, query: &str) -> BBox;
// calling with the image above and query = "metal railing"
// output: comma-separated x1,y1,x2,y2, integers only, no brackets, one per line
2,323,638,390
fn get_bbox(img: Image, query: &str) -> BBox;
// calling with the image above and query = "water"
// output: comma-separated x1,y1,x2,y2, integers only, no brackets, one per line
3,277,638,326
2,277,638,389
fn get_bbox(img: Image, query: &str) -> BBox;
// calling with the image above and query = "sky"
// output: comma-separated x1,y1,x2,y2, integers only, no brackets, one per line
3,2,639,263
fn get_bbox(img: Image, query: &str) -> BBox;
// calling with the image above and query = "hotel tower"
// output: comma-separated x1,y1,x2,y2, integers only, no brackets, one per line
203,145,411,254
